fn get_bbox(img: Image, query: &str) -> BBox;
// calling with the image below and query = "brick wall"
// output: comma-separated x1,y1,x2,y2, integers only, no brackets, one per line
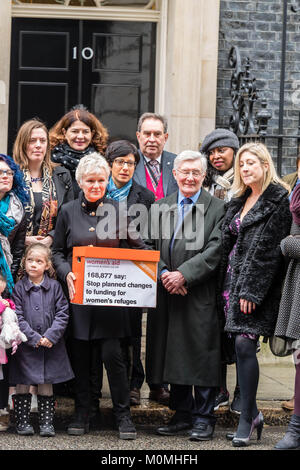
216,0,300,175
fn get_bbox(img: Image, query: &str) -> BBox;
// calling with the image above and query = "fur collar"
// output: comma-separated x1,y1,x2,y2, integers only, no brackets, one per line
224,183,289,229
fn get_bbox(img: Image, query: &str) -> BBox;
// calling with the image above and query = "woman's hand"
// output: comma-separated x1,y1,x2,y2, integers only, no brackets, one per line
66,272,76,301
25,235,52,247
240,298,256,314
38,236,53,247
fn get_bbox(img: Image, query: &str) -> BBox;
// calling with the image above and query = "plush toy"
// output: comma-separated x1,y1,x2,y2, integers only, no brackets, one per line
0,275,27,379
0,302,27,351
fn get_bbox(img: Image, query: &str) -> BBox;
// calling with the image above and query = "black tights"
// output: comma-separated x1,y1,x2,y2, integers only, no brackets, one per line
235,335,259,437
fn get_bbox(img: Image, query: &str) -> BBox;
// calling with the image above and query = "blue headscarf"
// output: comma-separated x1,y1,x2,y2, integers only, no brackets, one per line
106,175,132,201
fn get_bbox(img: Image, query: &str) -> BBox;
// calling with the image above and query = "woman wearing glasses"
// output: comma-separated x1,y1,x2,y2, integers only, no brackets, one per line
105,140,155,407
0,154,28,431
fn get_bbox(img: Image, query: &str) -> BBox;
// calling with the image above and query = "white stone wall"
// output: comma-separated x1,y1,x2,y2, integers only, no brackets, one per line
0,0,12,154
162,0,220,154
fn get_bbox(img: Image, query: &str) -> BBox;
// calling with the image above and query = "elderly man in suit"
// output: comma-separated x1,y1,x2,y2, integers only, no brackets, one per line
146,150,225,441
134,113,178,200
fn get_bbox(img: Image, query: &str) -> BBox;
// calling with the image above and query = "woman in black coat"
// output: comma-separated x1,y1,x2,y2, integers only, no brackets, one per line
105,140,155,406
218,142,292,447
52,152,147,440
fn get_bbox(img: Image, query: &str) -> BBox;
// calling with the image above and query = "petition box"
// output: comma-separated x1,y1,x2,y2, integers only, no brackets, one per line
72,246,160,308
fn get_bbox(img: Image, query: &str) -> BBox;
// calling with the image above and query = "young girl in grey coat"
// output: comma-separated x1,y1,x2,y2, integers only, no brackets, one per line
9,243,74,437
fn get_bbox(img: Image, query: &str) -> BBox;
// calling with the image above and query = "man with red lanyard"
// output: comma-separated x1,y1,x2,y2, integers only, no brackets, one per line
132,113,177,406
134,113,178,201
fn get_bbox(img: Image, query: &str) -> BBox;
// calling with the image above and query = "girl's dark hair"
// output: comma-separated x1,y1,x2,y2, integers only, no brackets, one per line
0,154,29,206
105,140,140,166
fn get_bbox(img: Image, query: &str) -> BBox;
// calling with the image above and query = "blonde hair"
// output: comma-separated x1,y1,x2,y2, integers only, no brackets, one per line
232,142,290,197
19,243,56,279
13,119,57,175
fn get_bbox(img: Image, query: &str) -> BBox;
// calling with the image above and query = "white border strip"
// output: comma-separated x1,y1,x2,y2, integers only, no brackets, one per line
11,5,160,22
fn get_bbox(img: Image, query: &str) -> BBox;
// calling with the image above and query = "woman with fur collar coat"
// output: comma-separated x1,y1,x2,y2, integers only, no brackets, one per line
218,142,292,447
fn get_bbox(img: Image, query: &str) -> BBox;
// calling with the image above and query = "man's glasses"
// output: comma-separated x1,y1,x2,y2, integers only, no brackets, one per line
176,169,203,178
113,158,136,169
0,169,14,178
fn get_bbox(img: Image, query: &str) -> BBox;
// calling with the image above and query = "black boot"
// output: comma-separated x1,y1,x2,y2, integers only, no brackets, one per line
37,395,55,437
13,394,34,436
89,398,102,430
67,409,89,436
116,414,137,440
274,414,300,450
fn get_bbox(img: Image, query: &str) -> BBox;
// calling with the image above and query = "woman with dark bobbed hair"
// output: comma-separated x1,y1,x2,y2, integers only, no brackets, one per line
50,106,109,197
0,154,28,431
105,140,155,406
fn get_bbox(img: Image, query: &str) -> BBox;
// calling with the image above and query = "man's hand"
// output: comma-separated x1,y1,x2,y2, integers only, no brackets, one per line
161,270,187,295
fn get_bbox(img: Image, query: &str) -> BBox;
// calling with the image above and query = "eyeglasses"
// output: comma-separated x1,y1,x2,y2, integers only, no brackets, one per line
113,158,136,169
0,169,14,178
176,169,203,178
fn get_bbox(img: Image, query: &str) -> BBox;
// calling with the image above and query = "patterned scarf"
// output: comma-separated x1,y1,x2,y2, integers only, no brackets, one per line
23,166,57,236
51,142,95,175
211,167,235,201
106,176,132,201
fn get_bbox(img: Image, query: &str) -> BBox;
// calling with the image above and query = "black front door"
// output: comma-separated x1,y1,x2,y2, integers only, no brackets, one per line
8,18,156,153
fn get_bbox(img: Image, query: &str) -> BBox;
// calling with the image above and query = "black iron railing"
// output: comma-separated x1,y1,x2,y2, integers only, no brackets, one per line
228,0,300,176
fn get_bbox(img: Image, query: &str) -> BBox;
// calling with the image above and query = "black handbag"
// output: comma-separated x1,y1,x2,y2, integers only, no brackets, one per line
269,335,293,357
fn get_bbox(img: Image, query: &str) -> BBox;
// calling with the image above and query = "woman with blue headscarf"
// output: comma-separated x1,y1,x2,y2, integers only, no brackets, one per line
0,153,28,431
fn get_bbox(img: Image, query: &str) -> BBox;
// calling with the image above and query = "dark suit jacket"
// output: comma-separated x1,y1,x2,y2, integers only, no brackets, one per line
133,150,178,197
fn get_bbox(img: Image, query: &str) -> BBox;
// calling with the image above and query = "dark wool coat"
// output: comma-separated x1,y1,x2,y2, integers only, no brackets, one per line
51,192,147,340
145,189,225,387
126,181,155,337
9,213,27,282
218,183,292,338
127,180,155,210
9,274,74,385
